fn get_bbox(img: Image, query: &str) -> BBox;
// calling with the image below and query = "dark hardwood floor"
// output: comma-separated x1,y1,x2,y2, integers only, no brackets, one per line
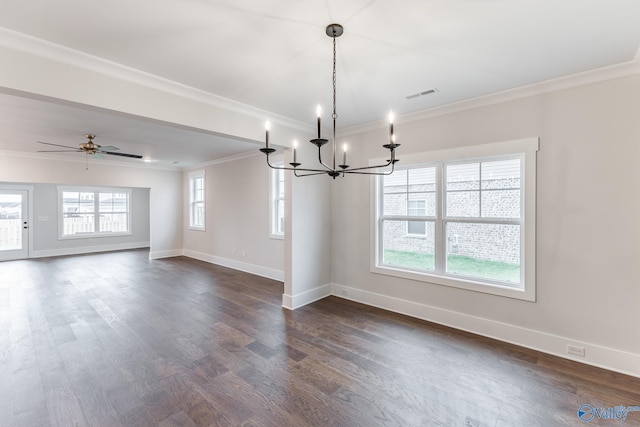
1,249,639,426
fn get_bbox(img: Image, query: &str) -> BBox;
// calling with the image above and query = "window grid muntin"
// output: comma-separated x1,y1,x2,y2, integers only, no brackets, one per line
60,188,131,238
378,153,524,288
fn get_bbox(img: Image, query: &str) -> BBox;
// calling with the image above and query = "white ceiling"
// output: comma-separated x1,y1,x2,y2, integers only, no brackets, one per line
1,0,639,168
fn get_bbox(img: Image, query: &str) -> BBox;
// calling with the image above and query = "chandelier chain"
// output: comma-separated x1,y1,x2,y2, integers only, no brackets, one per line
332,35,337,120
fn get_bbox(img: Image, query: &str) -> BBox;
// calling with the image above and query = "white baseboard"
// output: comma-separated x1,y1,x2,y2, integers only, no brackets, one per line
32,241,150,259
282,283,332,310
183,249,284,282
148,249,183,259
331,283,640,379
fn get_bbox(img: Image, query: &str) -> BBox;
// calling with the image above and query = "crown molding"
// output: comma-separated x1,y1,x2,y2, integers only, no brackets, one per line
341,60,640,137
183,149,263,171
3,26,639,141
0,27,309,133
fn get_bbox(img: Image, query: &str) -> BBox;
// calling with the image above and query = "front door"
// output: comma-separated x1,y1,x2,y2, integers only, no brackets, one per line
0,190,29,261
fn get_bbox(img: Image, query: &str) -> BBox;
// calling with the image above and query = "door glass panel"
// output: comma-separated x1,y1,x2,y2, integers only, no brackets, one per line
0,193,22,251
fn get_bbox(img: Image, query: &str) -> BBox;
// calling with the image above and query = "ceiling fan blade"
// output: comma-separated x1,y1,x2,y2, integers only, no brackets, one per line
37,141,80,149
92,153,105,159
98,146,119,151
102,151,143,159
37,149,83,153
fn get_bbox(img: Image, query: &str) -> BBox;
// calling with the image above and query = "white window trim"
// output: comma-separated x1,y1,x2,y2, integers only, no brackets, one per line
57,186,132,240
188,170,205,231
371,137,538,302
269,156,285,239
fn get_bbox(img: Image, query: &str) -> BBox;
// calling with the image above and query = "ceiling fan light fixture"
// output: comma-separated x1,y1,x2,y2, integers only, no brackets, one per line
36,134,143,160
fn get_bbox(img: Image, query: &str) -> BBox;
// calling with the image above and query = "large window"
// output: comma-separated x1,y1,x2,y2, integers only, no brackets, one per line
373,138,538,301
270,165,285,238
58,187,131,239
189,170,205,230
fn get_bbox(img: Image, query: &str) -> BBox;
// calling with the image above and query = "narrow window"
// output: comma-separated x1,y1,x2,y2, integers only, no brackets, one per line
270,166,285,238
189,171,205,230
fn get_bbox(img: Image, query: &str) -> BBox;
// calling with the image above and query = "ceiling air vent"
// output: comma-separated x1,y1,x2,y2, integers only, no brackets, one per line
406,88,439,100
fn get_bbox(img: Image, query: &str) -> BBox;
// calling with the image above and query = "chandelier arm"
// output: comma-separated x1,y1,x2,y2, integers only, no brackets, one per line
341,159,393,173
265,159,336,174
265,155,284,170
343,169,396,176
294,170,330,177
344,160,398,175
316,145,335,171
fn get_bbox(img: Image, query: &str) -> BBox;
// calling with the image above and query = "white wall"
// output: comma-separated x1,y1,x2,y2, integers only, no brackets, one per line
0,153,182,257
331,73,640,376
183,153,284,281
284,154,332,309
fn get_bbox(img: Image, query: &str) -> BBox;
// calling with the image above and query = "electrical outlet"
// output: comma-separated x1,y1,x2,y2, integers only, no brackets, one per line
242,250,246,257
567,345,585,357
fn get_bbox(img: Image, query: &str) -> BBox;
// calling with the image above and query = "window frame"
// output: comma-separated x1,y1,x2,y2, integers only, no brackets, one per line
269,157,285,239
58,186,132,240
188,170,205,231
371,138,538,302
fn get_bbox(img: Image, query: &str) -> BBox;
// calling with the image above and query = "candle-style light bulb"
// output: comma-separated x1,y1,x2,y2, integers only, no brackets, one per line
293,139,298,163
388,112,395,143
342,143,348,166
265,121,271,148
316,105,322,138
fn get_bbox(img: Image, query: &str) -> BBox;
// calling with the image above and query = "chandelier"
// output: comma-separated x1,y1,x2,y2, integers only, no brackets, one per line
260,23,400,178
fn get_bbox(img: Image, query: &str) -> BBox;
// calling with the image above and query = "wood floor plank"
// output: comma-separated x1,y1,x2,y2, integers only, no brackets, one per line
45,384,88,427
3,249,640,426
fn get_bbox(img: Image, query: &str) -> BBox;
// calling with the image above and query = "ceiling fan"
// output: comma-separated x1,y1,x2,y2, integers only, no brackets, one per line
37,134,143,160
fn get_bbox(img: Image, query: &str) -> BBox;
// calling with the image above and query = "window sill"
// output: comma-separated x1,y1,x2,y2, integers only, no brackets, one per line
371,264,535,302
188,226,206,232
270,233,284,240
59,232,132,240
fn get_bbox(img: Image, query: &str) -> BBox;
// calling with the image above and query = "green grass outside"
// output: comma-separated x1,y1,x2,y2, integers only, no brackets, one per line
383,249,520,284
